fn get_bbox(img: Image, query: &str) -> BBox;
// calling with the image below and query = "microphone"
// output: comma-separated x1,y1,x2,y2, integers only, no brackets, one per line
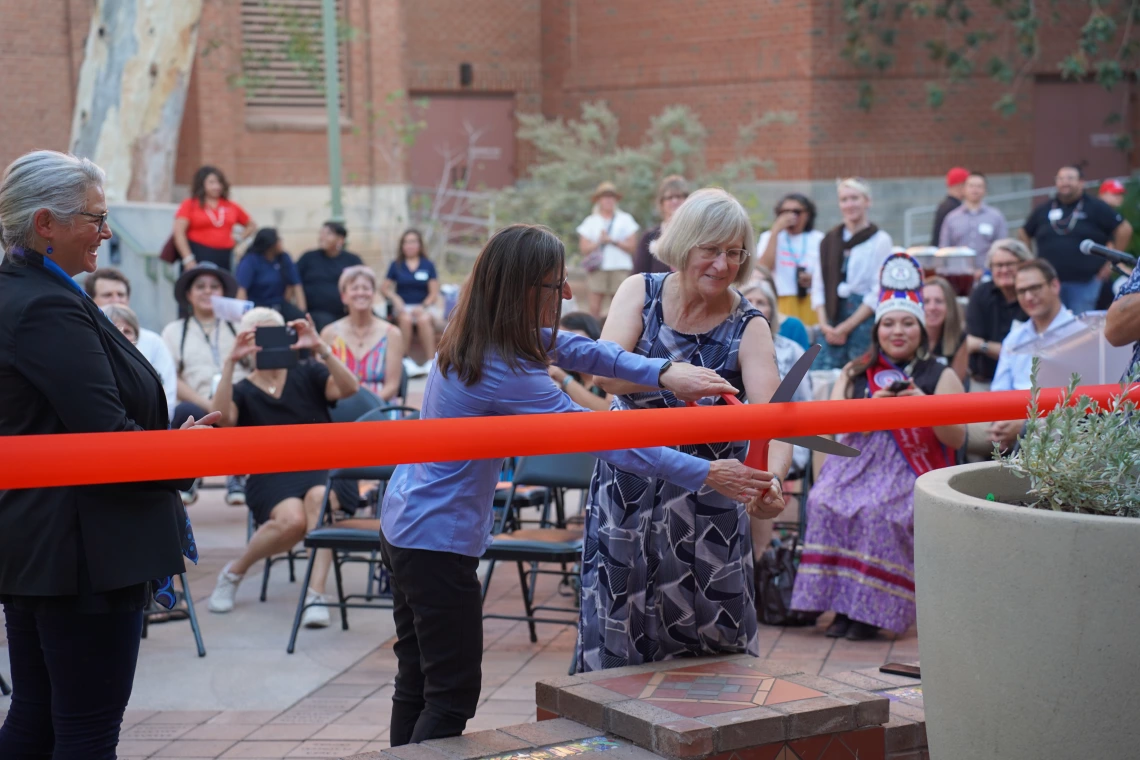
1080,239,1137,267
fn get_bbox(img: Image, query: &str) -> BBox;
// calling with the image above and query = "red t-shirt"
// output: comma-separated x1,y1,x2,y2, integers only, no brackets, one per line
176,198,251,250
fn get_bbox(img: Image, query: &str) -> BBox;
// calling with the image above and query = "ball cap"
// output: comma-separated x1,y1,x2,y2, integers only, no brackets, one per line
1100,178,1126,196
945,167,970,187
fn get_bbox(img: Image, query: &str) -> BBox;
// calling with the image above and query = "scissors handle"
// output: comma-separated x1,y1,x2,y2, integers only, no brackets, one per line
685,394,770,471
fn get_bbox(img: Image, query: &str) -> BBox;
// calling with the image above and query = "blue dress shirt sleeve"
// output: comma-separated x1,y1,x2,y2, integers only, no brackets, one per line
491,364,710,493
546,329,666,388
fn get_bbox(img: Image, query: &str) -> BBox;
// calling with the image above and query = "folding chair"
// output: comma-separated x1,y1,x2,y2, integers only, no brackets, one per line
330,387,386,424
251,511,305,603
286,406,419,653
141,574,206,657
481,453,597,645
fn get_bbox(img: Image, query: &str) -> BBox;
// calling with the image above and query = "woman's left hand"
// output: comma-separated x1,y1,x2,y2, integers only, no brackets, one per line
746,482,785,519
289,314,322,351
179,411,221,430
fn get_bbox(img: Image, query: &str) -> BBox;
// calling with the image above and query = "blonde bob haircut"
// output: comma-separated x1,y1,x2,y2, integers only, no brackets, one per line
239,306,285,331
836,177,872,200
655,187,754,285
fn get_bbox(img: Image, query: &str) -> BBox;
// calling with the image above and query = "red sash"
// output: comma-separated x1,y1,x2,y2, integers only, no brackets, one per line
866,357,955,477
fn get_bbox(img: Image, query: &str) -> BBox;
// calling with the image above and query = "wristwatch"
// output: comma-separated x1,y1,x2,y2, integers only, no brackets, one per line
657,360,673,388
980,341,990,355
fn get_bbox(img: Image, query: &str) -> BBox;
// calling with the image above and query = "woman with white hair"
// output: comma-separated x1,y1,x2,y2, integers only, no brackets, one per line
206,307,360,628
812,178,893,369
0,150,219,757
321,265,404,402
577,187,792,671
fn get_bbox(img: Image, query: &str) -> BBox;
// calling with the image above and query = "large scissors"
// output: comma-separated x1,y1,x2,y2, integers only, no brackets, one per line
686,343,860,471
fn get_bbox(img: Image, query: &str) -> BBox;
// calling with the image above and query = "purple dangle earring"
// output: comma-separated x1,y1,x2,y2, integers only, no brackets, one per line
45,246,53,255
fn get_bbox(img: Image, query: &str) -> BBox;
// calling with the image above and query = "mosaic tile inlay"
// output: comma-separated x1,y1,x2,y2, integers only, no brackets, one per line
593,662,826,718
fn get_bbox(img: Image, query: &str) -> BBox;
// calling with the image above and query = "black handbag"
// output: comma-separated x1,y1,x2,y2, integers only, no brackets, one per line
755,536,820,627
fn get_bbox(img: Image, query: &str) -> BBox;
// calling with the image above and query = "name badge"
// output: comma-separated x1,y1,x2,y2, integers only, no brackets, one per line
414,271,429,281
1048,208,1063,222
978,222,994,236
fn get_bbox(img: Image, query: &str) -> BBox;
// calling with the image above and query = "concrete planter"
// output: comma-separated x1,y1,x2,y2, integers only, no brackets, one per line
914,462,1140,759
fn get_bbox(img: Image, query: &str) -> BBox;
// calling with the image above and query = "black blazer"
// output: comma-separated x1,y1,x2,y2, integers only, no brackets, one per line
0,251,194,597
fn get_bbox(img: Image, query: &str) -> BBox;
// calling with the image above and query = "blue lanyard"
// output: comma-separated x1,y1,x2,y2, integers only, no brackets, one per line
782,232,807,266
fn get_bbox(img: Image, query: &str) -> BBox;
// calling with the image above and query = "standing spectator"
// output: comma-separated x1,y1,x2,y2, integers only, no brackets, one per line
296,221,363,332
938,172,1009,270
236,227,306,320
578,182,640,319
1098,178,1126,208
173,165,256,271
1105,258,1140,378
162,262,248,506
633,175,689,275
322,265,404,402
813,178,893,369
579,188,791,672
791,253,965,641
0,149,220,758
988,259,1076,451
757,193,823,325
207,308,360,628
932,167,969,244
382,229,440,377
1020,164,1132,314
923,276,968,381
86,267,178,420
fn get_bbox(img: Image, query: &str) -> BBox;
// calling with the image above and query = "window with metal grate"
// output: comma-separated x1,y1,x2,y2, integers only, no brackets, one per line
240,0,348,112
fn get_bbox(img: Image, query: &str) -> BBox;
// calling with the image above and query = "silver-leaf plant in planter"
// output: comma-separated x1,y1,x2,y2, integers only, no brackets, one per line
997,359,1140,517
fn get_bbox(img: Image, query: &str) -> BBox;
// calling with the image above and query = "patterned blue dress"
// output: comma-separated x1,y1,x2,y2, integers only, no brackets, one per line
576,273,764,672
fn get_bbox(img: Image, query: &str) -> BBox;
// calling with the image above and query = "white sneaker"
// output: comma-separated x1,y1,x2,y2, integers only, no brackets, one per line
302,588,330,628
417,360,434,376
208,564,244,613
403,357,427,378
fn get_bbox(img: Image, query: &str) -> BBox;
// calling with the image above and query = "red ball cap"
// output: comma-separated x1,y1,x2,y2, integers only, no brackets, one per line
1100,178,1126,196
945,167,970,187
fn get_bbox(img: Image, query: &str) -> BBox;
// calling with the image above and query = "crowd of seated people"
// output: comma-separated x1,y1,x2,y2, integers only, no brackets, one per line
67,159,1135,648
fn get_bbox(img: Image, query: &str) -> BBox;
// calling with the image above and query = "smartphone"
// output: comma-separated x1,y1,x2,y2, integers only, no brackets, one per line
879,662,922,679
887,379,913,393
255,325,299,370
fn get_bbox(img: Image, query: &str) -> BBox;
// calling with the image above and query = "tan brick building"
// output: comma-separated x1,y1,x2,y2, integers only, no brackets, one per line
1,0,1135,257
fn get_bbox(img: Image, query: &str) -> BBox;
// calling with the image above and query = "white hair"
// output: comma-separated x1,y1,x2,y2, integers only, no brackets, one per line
656,187,755,285
0,150,105,252
836,177,872,201
239,306,285,331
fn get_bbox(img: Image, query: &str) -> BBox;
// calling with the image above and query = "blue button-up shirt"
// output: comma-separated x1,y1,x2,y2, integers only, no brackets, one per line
381,331,712,557
991,308,1077,391
1115,266,1140,378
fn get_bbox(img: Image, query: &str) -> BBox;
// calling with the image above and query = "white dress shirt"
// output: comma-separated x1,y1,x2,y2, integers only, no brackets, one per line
810,228,893,312
136,328,178,422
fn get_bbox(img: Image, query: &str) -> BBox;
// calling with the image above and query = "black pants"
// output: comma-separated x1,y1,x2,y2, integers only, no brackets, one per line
379,535,483,745
0,603,143,759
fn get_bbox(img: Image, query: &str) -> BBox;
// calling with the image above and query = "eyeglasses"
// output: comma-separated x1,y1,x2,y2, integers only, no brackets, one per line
694,244,750,264
991,260,1020,271
662,193,689,203
541,279,567,291
78,211,108,233
777,208,804,216
1015,282,1048,298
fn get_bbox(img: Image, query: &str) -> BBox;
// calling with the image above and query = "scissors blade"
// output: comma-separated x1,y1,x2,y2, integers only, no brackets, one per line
770,343,820,404
777,435,860,457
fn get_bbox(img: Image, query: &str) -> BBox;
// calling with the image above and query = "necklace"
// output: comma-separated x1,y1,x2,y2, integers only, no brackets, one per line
1049,197,1082,236
254,370,286,397
204,201,226,228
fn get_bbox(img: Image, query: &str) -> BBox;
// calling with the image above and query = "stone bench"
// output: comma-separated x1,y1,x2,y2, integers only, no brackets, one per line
340,656,928,760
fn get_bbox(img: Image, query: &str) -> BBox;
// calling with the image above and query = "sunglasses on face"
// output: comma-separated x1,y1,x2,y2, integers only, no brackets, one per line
778,208,805,216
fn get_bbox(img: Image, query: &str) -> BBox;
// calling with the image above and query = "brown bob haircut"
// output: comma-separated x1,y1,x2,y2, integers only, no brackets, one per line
437,224,566,386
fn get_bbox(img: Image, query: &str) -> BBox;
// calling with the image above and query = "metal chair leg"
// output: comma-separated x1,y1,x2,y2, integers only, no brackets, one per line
287,547,320,654
0,672,10,696
365,549,379,600
288,551,297,583
332,551,349,631
516,561,538,643
260,556,273,602
180,574,207,658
